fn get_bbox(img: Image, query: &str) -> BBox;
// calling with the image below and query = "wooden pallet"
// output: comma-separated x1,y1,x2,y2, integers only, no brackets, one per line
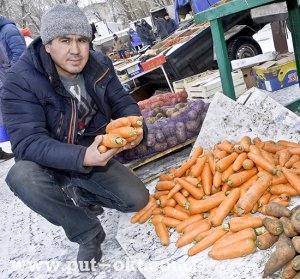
126,138,196,183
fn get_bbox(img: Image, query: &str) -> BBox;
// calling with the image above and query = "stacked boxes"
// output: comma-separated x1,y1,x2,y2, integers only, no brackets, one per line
253,53,298,92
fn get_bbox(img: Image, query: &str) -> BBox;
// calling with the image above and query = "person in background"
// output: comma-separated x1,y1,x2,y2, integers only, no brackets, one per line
113,34,126,59
164,13,177,35
0,15,26,160
155,15,168,40
128,27,142,52
1,4,148,271
137,19,155,46
20,28,33,46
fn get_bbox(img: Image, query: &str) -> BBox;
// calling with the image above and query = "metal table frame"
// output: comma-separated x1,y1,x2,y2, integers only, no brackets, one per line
120,64,174,93
194,0,300,108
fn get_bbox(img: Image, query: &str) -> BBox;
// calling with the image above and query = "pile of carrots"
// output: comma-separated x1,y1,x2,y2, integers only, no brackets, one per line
97,116,143,153
131,136,300,260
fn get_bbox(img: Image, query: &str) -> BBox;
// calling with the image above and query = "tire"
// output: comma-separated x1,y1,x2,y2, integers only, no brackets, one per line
227,36,262,60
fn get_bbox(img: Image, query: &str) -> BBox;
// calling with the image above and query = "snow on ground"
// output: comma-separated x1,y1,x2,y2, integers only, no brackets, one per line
0,22,293,279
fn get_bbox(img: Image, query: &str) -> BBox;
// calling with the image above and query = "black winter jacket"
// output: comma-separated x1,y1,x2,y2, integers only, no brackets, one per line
1,38,142,173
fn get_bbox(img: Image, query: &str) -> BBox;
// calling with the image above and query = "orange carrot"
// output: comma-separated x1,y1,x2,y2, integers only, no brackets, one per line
249,144,263,155
188,226,227,256
176,214,204,233
188,192,226,214
228,216,264,232
152,215,181,227
278,140,300,148
189,156,207,178
156,181,175,191
213,171,222,189
207,207,218,225
216,142,233,153
237,173,273,215
108,126,137,138
206,150,215,175
173,192,188,208
127,115,143,127
152,208,164,215
215,152,238,172
166,183,182,199
258,191,272,207
157,195,176,208
163,206,189,221
222,183,230,193
215,150,228,161
285,155,300,168
174,146,203,177
97,145,108,153
269,184,298,196
290,168,300,175
282,167,300,194
106,117,131,132
233,144,245,153
194,227,216,242
232,152,248,171
102,134,127,148
287,147,300,155
176,220,211,247
125,134,138,142
176,177,205,200
279,149,291,167
175,204,190,215
227,168,258,187
239,136,251,152
271,173,288,185
209,238,256,260
201,162,213,195
239,175,258,192
247,152,278,174
159,173,173,181
130,196,156,223
292,161,300,169
212,228,257,250
221,164,234,182
210,188,240,227
138,203,158,224
261,142,285,153
181,188,190,197
260,149,278,165
154,222,169,246
243,159,254,170
183,177,201,188
153,190,169,199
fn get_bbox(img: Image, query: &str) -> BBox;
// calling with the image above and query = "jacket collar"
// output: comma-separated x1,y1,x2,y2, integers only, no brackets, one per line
28,38,110,97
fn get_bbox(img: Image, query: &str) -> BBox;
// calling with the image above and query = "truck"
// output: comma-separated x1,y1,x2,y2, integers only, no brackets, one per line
140,3,266,85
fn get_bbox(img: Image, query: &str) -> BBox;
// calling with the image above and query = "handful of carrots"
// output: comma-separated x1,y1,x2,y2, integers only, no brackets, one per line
97,116,143,153
130,136,300,261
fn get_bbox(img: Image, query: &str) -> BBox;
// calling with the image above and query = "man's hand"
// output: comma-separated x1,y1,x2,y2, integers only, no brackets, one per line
122,134,143,151
83,135,121,167
83,134,143,167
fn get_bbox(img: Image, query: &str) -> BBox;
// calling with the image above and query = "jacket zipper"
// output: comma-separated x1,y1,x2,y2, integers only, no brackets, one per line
67,98,77,144
56,112,65,138
93,68,109,92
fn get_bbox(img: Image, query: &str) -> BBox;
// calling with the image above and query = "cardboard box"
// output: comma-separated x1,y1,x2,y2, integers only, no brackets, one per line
253,53,298,92
141,54,166,72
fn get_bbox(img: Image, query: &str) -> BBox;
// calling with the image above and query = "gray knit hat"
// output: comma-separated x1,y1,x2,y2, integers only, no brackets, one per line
40,4,92,44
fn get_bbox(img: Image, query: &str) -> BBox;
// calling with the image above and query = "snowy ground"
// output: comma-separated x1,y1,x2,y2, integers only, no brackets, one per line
0,23,295,279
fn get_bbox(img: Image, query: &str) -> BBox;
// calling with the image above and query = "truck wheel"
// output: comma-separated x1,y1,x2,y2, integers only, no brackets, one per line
227,36,262,60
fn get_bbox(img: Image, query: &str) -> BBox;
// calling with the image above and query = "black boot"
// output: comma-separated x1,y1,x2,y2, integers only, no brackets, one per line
0,147,14,161
77,232,106,272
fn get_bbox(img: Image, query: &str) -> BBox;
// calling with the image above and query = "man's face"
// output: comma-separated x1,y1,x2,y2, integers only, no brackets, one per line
165,15,169,20
45,35,90,78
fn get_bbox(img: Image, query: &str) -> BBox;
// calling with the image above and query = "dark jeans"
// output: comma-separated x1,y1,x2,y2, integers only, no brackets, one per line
6,159,149,244
117,50,126,59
